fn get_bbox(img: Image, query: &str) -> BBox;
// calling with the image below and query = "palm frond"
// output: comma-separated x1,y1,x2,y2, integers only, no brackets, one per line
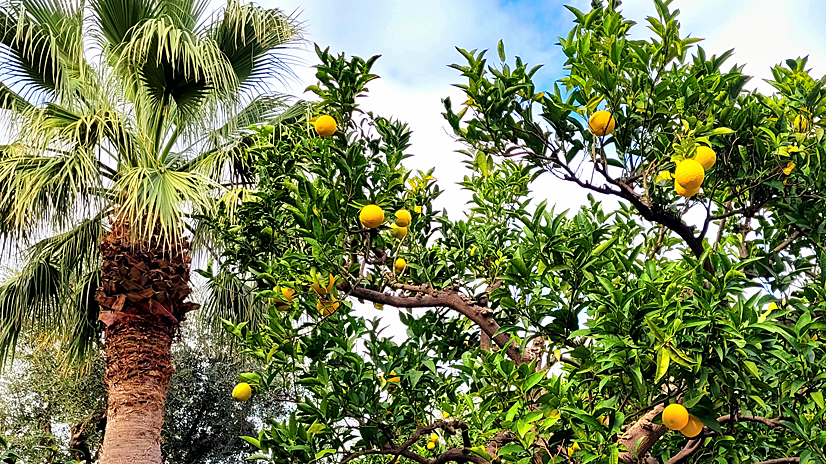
0,0,87,102
91,0,155,50
0,253,62,368
115,159,219,247
196,265,264,338
0,212,103,367
209,0,303,91
60,270,101,364
0,81,32,111
0,143,105,240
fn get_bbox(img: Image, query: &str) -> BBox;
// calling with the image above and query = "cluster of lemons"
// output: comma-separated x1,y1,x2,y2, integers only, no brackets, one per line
588,110,717,199
662,403,703,438
426,432,439,450
359,204,411,275
666,146,716,198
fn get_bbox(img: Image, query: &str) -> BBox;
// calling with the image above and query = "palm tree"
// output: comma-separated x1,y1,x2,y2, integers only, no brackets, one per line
0,0,302,461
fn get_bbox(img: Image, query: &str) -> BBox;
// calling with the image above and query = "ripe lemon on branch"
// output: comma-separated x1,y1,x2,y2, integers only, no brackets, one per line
317,298,340,317
662,404,689,430
674,159,704,190
232,382,252,402
680,415,703,438
389,224,408,239
589,110,616,137
395,209,412,227
675,181,699,198
314,114,337,137
694,146,716,170
394,258,407,273
360,204,384,228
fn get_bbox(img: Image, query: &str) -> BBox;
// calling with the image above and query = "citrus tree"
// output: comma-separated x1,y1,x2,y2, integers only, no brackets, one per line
213,2,825,463
0,0,302,462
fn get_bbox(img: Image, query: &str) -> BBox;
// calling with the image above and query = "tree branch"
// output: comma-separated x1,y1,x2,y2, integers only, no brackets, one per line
664,438,702,464
772,230,801,254
754,459,800,464
618,403,667,464
342,422,488,464
339,281,526,363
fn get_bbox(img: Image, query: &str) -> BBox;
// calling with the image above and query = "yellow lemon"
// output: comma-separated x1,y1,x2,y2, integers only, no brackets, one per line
430,433,439,442
359,204,384,228
426,441,435,450
311,275,335,296
694,146,716,170
317,298,340,317
675,180,700,198
674,159,705,190
794,114,809,132
390,224,408,239
783,161,795,175
314,115,337,137
443,412,450,419
680,415,703,438
589,110,616,137
273,287,296,310
232,382,252,402
395,209,412,227
281,287,296,302
394,258,407,274
662,404,689,431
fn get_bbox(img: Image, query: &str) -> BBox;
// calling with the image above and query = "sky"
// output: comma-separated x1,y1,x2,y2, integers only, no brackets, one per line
242,0,826,334
257,0,826,218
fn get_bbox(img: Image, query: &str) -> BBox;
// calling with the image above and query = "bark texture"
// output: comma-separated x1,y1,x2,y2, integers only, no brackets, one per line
95,223,198,464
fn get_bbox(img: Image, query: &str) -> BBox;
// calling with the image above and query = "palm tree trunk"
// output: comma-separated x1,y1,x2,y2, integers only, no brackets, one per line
95,223,198,464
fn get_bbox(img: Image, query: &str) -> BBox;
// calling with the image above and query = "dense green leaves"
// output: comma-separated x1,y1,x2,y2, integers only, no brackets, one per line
213,2,826,464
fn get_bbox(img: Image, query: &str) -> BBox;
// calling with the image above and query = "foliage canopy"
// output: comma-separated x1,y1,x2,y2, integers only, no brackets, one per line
215,1,825,464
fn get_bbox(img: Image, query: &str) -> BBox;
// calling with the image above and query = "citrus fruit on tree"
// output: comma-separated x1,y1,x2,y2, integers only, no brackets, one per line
429,433,438,442
314,114,337,137
426,441,435,450
395,209,412,227
588,110,616,136
442,412,450,419
680,415,703,438
394,258,407,273
674,159,704,190
317,298,340,317
674,180,699,198
232,382,252,402
794,114,809,132
662,404,689,430
359,204,384,228
389,224,408,239
694,146,716,170
312,274,335,295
